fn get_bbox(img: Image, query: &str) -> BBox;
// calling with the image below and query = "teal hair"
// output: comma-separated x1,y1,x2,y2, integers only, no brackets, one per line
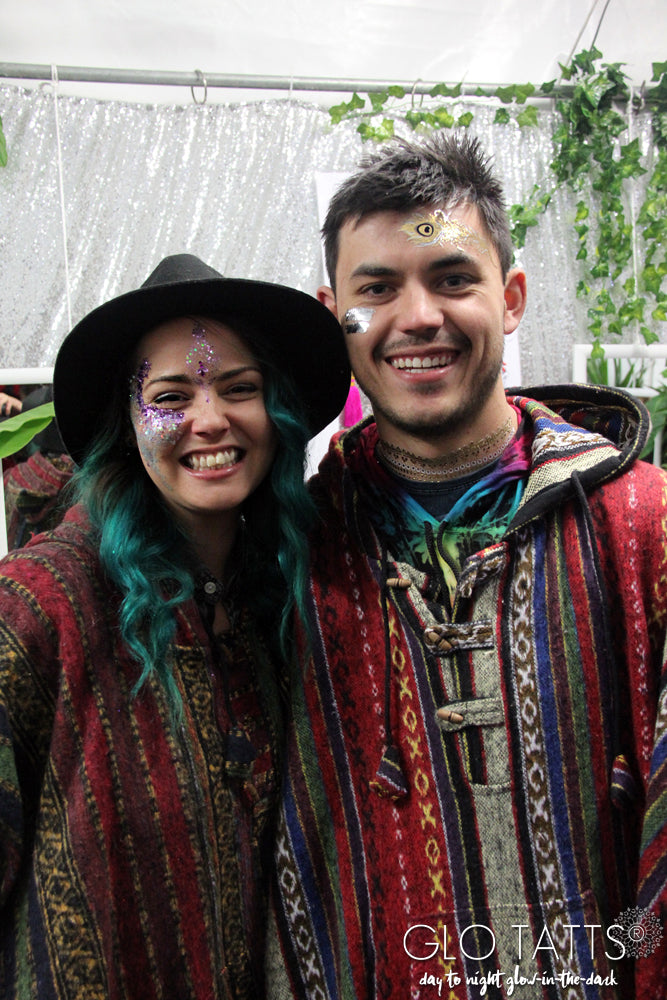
69,340,317,712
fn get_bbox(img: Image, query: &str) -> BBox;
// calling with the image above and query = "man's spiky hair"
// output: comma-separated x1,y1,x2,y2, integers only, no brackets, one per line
322,133,513,287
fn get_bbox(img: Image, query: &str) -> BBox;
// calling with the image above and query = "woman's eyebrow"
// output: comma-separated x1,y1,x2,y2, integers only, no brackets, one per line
144,365,261,389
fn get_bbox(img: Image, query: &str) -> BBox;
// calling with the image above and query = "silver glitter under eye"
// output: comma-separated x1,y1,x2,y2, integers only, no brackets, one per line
343,307,375,334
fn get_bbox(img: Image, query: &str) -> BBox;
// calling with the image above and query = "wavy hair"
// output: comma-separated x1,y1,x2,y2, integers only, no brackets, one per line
69,323,316,711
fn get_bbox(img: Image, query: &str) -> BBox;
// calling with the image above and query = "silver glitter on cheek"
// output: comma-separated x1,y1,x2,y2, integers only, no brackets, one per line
343,307,375,334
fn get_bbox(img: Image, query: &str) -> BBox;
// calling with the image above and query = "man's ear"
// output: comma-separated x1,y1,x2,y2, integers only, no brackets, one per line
503,268,527,335
317,285,338,318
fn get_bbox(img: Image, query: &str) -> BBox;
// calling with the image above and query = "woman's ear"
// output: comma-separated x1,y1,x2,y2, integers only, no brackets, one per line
503,268,527,335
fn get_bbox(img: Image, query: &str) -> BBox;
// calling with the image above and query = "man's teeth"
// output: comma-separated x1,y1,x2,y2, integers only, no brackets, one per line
187,449,240,470
390,355,453,370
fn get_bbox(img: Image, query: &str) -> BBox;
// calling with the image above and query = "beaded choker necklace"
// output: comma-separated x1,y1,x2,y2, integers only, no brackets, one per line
376,414,516,483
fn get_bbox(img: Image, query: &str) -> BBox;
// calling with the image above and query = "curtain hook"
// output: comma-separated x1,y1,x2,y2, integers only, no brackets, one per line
190,69,208,105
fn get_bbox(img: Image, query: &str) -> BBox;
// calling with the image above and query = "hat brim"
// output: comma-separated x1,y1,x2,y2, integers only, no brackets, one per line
54,275,350,464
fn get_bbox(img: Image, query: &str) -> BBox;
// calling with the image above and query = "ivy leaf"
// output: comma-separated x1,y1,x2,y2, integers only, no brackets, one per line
429,82,462,98
457,112,474,128
494,108,511,125
432,107,455,128
357,118,395,142
387,85,405,99
517,106,538,128
575,201,589,222
652,61,667,81
495,85,517,104
368,91,388,113
329,92,365,124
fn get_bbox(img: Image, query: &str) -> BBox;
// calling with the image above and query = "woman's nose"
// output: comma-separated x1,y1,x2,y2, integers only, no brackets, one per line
190,392,231,434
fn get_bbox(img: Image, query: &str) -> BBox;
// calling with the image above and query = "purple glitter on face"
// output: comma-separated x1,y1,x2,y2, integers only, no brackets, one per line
130,356,185,447
186,323,217,383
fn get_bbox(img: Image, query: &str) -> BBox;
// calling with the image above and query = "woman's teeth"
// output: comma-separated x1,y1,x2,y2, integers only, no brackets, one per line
187,449,240,470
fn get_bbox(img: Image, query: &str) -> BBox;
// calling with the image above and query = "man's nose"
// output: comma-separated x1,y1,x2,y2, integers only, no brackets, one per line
396,283,444,334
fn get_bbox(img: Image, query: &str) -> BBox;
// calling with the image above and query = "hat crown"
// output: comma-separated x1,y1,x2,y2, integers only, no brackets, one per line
141,253,224,289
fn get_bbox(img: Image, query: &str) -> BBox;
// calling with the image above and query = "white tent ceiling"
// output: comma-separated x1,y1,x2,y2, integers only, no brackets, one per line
3,0,665,103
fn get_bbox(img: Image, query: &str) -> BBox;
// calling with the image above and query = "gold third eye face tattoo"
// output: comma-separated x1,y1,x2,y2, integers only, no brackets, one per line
343,307,375,334
399,209,489,255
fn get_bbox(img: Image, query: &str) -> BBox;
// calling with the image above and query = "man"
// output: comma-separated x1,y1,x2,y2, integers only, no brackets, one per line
267,135,667,998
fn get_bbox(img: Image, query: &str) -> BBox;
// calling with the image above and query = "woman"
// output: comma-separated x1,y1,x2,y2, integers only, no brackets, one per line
0,254,350,1000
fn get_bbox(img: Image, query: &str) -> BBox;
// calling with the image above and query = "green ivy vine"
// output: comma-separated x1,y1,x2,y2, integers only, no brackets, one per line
327,48,667,357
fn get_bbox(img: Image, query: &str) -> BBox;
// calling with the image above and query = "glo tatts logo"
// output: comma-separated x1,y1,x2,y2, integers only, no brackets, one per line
615,906,663,959
404,908,663,994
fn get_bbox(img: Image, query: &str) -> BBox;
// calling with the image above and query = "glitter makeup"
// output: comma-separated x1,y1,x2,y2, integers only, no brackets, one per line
343,307,375,335
131,357,185,444
185,322,217,381
399,210,489,255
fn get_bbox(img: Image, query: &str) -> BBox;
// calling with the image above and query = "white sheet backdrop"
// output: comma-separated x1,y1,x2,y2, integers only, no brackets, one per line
0,81,659,386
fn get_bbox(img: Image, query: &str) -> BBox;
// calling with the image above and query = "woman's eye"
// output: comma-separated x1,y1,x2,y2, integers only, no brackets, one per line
225,382,261,398
152,391,187,406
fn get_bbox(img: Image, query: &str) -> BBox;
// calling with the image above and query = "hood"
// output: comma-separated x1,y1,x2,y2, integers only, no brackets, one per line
312,382,651,541
507,383,650,531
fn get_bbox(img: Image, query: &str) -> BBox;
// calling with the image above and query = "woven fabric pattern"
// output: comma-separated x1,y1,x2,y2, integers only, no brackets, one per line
0,506,283,1000
268,387,667,999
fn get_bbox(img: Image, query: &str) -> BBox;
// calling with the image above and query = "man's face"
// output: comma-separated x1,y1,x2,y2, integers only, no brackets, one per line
319,204,526,454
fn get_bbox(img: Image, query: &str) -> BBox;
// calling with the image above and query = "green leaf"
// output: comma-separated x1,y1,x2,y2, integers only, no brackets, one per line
494,108,511,125
429,82,462,98
432,107,455,128
575,201,589,222
540,79,557,95
387,85,406,99
652,62,667,82
0,403,55,459
368,91,388,113
457,112,474,128
495,85,517,104
329,92,365,123
517,106,538,128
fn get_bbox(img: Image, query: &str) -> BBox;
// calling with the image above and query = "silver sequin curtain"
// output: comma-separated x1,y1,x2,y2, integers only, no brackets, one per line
0,82,658,385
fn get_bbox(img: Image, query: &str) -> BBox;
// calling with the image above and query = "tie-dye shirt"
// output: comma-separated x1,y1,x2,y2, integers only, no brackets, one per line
349,409,533,606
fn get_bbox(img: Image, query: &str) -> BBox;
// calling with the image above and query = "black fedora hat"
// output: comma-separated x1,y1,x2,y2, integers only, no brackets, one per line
53,253,350,464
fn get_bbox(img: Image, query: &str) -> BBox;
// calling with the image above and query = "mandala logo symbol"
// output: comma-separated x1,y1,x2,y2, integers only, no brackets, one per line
615,906,663,959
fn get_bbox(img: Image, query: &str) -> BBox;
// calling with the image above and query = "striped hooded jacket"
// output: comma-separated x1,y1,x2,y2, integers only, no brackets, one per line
0,506,284,1000
268,386,667,1000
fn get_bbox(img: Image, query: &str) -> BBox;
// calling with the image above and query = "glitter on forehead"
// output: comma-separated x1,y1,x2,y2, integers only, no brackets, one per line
343,307,375,335
399,209,489,255
185,322,217,379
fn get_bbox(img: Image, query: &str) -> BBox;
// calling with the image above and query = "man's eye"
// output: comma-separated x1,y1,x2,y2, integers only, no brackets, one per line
441,274,471,289
361,283,392,297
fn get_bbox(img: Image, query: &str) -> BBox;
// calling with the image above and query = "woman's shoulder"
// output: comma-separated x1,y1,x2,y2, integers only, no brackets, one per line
0,503,104,610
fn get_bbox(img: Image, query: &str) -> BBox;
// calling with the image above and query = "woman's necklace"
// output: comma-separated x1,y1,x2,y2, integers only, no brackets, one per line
376,414,516,483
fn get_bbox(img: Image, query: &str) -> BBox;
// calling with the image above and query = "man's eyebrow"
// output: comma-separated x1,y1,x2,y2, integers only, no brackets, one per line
349,252,479,282
349,264,400,280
